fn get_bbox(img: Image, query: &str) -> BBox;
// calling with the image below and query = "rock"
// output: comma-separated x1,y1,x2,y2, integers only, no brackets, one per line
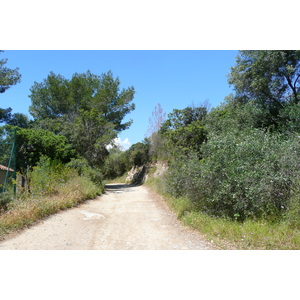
125,166,147,185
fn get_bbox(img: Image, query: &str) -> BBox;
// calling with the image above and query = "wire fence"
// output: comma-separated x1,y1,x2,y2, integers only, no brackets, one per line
0,127,17,194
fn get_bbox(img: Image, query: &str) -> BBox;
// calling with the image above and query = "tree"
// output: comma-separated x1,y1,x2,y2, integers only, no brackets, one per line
0,108,31,128
0,125,75,190
126,139,150,167
0,51,21,94
146,103,166,160
102,147,128,179
160,106,208,156
227,51,300,130
62,108,116,166
7,113,31,128
15,127,75,172
161,106,207,129
146,103,166,137
0,107,12,123
29,70,135,166
0,51,22,128
228,51,300,105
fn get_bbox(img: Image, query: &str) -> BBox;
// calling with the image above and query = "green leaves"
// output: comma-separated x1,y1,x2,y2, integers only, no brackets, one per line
160,106,208,157
228,51,300,129
126,140,150,167
29,70,135,166
164,128,300,221
149,51,300,224
0,52,21,93
29,72,69,119
15,127,75,172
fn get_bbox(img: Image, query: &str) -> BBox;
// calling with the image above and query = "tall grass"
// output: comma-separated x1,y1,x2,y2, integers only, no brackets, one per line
0,157,103,240
182,212,300,250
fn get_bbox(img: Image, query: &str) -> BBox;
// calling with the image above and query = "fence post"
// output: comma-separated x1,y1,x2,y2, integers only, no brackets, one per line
13,128,17,195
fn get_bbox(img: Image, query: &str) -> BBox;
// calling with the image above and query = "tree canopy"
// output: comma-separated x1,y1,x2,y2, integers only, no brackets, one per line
29,70,135,166
0,51,21,94
227,50,300,129
159,106,208,157
29,70,135,130
0,51,22,125
16,127,75,172
228,50,300,106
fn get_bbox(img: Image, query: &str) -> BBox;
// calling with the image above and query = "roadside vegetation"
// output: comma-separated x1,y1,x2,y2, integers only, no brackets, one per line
0,158,103,239
105,51,300,250
1,50,300,249
146,177,300,250
0,52,135,239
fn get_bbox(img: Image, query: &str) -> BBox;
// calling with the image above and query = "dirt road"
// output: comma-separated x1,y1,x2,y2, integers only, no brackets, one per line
0,184,215,250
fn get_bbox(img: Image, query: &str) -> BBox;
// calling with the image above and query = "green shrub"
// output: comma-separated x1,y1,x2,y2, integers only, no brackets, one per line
66,157,104,186
164,129,300,221
0,192,14,211
29,156,77,196
278,102,300,133
286,180,300,229
0,167,103,240
102,150,128,179
58,175,103,200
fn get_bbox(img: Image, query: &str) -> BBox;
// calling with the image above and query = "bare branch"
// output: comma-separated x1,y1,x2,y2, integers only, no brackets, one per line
294,73,300,90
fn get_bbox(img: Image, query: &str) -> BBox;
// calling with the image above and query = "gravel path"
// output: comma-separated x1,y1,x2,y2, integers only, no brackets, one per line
0,184,216,250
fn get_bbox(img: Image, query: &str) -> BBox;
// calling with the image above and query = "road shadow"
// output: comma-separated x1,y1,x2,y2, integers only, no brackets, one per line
104,184,134,193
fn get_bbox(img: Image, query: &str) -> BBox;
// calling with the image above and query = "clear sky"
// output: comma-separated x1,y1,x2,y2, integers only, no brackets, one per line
1,50,238,149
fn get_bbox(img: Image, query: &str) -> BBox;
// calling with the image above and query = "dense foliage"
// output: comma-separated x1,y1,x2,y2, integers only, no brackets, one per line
29,156,103,197
2,50,300,230
0,51,21,94
1,66,136,198
165,130,300,221
227,50,300,130
102,139,150,179
149,50,300,225
29,70,135,166
160,106,208,157
0,125,75,173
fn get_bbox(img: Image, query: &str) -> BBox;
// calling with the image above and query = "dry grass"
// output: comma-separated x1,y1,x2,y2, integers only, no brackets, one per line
0,176,102,240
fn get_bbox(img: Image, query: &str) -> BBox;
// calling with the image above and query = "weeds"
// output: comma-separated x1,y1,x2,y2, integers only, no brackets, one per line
182,212,300,250
0,192,15,212
0,157,103,240
146,174,300,250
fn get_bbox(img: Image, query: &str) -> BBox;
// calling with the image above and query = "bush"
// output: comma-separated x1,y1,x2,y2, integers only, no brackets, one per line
286,180,300,229
66,157,104,186
278,102,300,133
28,156,104,197
29,156,78,196
164,129,300,221
0,166,103,240
164,152,200,199
102,150,128,179
0,192,14,211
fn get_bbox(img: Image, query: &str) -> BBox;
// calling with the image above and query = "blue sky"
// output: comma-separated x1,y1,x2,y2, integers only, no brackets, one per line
1,50,238,148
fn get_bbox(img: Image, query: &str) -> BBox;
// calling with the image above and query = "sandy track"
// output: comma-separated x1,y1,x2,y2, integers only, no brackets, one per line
0,184,216,250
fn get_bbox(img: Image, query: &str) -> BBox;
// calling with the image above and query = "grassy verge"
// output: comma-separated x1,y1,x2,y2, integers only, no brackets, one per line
182,212,300,250
0,176,103,241
146,177,300,250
